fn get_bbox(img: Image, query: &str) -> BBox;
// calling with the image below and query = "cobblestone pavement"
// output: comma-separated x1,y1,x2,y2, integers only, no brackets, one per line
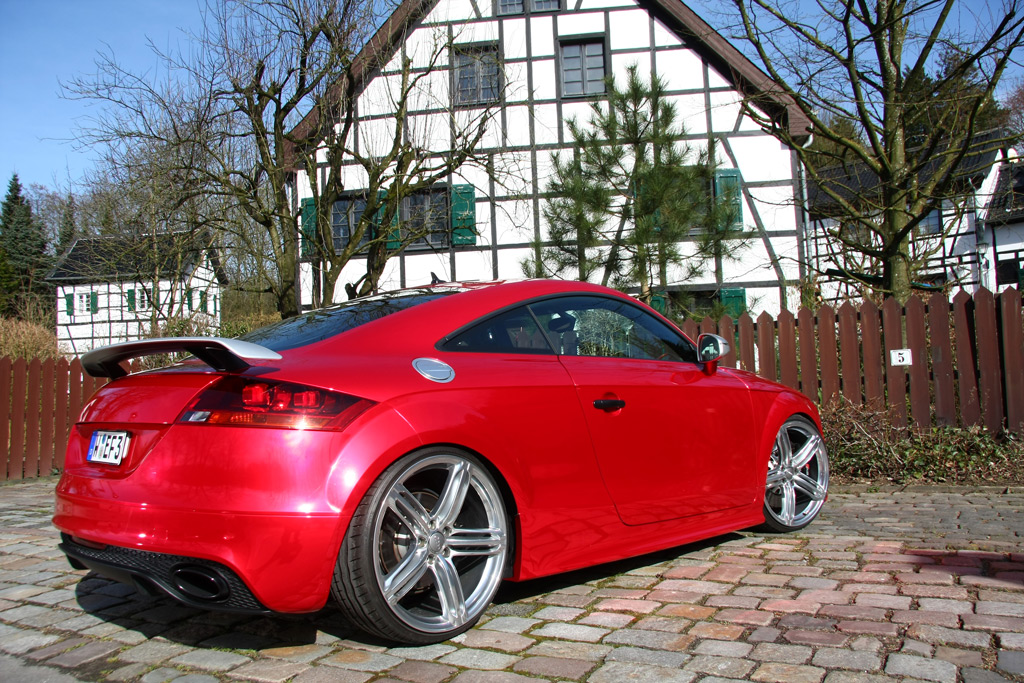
1,478,1022,683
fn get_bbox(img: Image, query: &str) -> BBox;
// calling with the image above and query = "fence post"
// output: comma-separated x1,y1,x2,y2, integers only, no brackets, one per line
757,311,777,381
40,359,56,477
55,358,70,470
1000,287,1024,433
952,290,981,427
25,359,41,479
818,305,840,405
8,358,27,481
975,288,1004,433
882,297,907,428
928,292,956,427
0,358,10,481
777,310,798,390
798,307,817,400
738,313,756,372
837,302,861,405
718,315,737,368
905,296,930,430
861,300,884,410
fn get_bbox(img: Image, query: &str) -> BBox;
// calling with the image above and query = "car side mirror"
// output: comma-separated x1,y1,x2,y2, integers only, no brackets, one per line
696,333,730,375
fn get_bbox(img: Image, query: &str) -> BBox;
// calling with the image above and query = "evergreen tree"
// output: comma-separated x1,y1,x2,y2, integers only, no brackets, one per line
525,66,748,304
0,174,51,312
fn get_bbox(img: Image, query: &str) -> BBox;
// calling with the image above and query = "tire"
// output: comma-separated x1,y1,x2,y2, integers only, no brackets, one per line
759,415,829,533
331,447,509,644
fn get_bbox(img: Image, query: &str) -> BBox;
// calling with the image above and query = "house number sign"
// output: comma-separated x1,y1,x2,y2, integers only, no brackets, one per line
890,349,912,366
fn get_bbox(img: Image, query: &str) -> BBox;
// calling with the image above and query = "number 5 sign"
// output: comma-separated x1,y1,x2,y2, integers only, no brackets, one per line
890,349,912,366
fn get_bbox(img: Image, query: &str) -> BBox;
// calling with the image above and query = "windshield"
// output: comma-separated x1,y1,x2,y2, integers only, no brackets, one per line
239,290,453,352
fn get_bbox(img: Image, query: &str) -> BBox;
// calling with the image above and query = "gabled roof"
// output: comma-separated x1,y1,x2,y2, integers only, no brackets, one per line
985,162,1024,226
284,0,811,168
47,231,229,285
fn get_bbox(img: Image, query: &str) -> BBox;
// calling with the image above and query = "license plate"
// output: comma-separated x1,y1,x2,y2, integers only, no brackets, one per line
87,431,131,466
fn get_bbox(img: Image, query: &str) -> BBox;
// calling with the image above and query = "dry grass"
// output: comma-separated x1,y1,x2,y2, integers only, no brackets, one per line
821,399,1024,485
0,318,65,360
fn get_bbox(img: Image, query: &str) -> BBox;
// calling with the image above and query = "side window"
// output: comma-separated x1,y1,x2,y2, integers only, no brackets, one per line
442,307,554,354
528,296,698,362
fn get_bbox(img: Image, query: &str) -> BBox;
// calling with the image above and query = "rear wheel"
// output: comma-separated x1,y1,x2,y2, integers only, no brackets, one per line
760,416,829,533
332,448,509,644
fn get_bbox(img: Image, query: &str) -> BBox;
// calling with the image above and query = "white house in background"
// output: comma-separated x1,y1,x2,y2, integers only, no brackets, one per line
806,133,1023,301
289,0,812,316
978,156,1024,290
47,232,229,356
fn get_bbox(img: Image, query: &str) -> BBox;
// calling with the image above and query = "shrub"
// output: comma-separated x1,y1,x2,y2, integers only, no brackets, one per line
821,399,1024,484
0,317,64,360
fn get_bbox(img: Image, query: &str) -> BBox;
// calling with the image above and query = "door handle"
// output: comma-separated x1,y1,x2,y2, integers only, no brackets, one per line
593,399,626,412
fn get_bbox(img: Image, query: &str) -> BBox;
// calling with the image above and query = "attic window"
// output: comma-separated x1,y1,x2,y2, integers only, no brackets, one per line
454,45,500,105
498,0,559,15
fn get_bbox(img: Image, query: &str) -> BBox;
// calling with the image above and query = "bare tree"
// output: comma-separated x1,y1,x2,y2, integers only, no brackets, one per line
711,0,1024,302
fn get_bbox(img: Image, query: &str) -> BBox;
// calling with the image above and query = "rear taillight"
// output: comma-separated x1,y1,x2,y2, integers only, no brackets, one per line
179,377,374,430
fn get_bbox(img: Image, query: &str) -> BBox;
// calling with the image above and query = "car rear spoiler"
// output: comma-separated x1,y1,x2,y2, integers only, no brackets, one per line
81,337,283,379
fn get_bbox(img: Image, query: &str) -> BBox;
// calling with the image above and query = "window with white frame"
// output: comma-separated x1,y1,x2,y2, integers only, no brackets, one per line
560,41,606,97
497,0,559,15
76,292,93,315
403,188,450,250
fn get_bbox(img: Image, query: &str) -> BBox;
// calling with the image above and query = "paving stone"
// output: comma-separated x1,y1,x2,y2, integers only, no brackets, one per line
934,645,983,667
290,668,373,683
524,640,611,661
581,612,635,628
531,605,584,620
589,660,696,683
513,655,596,679
884,653,958,682
603,628,693,650
260,644,334,663
750,643,812,663
385,644,458,661
140,666,184,683
961,668,1014,683
117,640,192,664
47,639,122,667
683,654,755,678
605,646,690,668
322,650,403,672
478,616,540,633
459,629,534,652
106,663,151,681
811,648,882,671
998,650,1024,676
440,648,521,670
531,622,608,642
0,630,62,655
689,622,745,640
694,640,753,657
387,660,457,683
906,624,991,647
750,662,826,683
170,649,252,671
227,659,310,682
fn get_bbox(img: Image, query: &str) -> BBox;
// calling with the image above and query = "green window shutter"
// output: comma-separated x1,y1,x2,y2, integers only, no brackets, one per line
65,293,74,316
376,189,401,250
720,288,747,318
300,197,316,258
90,291,99,314
213,295,218,314
186,288,194,311
451,184,477,246
714,169,742,228
200,290,208,313
127,289,136,312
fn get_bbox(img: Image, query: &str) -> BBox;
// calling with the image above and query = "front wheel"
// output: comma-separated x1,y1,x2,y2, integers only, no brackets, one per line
332,448,509,644
760,415,829,533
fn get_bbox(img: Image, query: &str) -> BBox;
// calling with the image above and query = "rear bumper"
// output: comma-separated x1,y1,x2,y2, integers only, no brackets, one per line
59,534,272,613
54,485,346,613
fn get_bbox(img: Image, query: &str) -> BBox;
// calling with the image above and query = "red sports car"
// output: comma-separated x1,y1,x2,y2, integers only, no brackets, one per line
54,279,828,644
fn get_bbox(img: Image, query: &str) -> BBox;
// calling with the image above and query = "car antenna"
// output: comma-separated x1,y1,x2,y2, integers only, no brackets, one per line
430,272,443,285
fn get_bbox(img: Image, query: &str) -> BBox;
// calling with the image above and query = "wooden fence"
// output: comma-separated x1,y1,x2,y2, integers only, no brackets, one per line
2,287,1022,481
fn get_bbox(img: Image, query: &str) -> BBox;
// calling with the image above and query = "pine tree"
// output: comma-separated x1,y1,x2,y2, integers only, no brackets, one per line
0,174,50,313
526,66,748,304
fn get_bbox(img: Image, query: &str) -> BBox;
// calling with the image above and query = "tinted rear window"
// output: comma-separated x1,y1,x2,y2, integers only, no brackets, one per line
239,291,452,352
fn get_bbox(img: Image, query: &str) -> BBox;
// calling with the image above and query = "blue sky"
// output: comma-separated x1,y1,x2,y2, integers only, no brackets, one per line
0,1,206,191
